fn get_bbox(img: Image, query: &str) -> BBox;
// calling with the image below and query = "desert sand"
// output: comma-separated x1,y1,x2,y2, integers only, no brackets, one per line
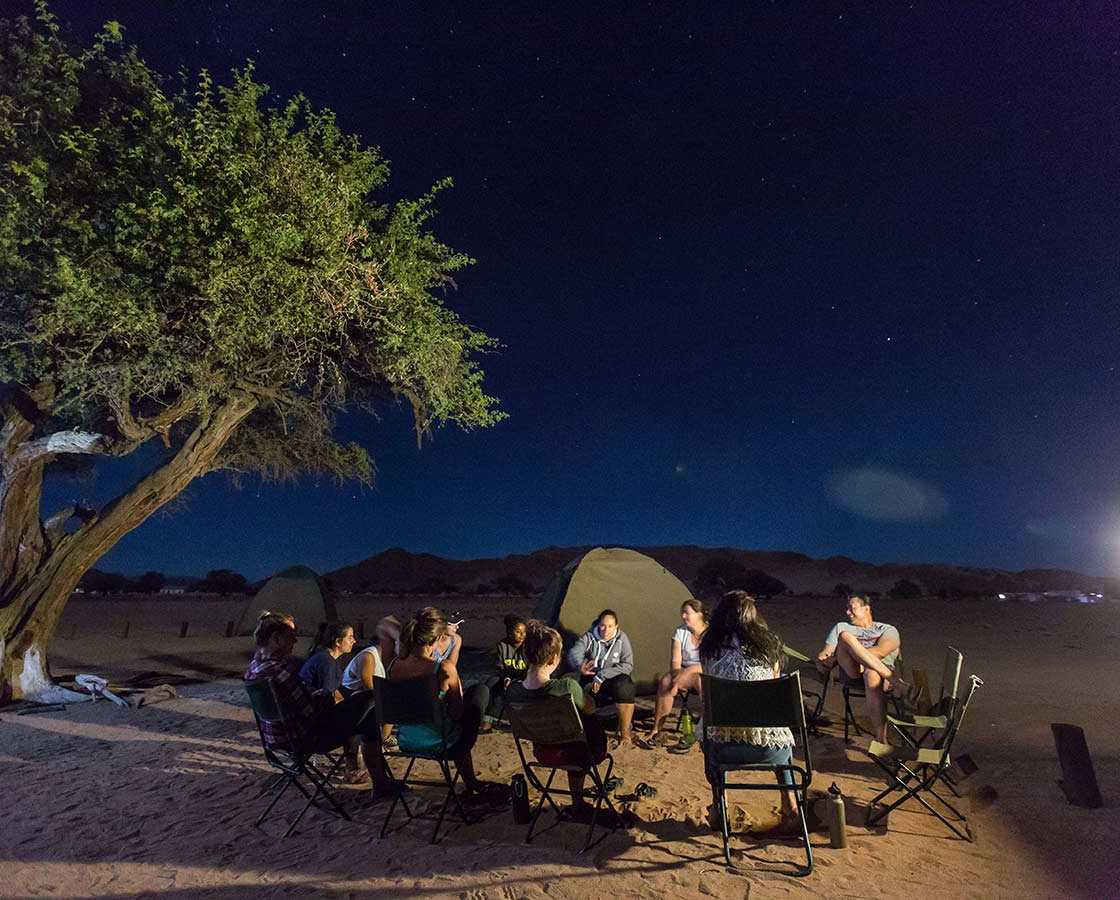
2,594,1118,898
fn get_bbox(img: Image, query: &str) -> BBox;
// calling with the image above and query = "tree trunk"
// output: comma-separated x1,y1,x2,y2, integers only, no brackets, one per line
0,392,257,702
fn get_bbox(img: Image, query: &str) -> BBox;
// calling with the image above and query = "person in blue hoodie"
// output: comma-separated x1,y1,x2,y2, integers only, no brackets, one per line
565,608,636,747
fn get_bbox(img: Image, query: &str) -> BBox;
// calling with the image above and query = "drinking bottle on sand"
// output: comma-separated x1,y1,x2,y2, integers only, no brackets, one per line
827,782,847,848
679,708,694,740
511,773,531,824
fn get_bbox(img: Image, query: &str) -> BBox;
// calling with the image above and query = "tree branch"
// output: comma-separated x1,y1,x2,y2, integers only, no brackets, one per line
43,505,96,548
5,431,112,475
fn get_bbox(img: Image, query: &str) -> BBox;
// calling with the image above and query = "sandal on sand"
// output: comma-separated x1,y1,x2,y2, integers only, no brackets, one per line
634,782,657,799
668,734,699,754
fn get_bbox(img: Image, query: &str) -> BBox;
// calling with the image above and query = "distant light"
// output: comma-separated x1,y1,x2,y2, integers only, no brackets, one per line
997,593,1007,600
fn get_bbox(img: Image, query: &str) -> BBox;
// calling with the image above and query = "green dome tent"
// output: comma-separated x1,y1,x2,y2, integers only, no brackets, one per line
234,565,338,636
533,547,694,694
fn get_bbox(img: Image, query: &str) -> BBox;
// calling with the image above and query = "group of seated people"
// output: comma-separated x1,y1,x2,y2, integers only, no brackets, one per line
244,590,910,820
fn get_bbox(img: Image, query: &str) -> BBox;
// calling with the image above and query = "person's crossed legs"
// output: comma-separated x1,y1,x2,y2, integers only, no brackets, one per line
835,631,895,742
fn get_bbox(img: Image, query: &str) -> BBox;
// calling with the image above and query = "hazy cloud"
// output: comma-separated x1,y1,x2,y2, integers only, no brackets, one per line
1025,518,1075,541
828,466,949,522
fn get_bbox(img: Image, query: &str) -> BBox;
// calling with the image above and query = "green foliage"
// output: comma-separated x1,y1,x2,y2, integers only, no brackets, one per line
0,5,502,483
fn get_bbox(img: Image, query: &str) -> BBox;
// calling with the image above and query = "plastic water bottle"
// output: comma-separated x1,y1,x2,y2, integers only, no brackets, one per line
680,707,694,740
511,773,531,824
827,782,847,848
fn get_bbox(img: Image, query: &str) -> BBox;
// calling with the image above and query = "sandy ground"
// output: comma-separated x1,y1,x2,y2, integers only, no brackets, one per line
1,594,1118,898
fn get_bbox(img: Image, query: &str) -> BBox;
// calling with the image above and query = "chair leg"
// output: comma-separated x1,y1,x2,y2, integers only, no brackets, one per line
284,756,350,838
869,763,972,840
525,768,559,844
719,775,732,865
430,759,470,844
379,756,417,839
793,784,814,876
581,761,620,854
255,773,296,828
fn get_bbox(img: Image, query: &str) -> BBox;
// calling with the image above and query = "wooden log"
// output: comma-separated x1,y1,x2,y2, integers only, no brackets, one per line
1051,723,1103,808
179,621,189,638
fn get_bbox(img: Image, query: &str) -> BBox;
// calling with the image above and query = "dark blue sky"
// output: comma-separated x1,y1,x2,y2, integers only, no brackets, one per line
40,2,1120,579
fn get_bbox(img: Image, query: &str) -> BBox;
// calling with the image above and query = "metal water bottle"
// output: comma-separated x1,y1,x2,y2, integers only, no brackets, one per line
511,773,531,824
827,781,847,848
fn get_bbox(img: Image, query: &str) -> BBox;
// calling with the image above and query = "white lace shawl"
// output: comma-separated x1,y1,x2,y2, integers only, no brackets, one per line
702,647,795,749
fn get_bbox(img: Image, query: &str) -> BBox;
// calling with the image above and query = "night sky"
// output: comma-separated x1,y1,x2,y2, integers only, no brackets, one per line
36,2,1120,579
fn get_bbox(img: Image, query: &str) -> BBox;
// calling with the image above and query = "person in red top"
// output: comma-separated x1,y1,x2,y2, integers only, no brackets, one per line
244,611,396,798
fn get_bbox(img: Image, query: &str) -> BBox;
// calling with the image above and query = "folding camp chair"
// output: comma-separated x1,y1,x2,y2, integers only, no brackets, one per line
506,695,620,853
842,653,906,743
374,675,476,844
886,647,964,793
866,674,984,841
701,671,814,876
244,678,351,838
783,645,831,734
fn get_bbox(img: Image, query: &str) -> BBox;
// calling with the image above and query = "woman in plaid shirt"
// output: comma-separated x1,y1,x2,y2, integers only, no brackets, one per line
245,611,397,798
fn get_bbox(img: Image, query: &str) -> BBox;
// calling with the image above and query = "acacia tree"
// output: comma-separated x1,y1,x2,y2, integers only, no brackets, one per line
0,8,502,700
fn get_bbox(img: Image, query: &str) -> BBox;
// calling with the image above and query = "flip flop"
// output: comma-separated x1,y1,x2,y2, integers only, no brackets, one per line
634,781,657,799
603,776,623,794
668,734,699,754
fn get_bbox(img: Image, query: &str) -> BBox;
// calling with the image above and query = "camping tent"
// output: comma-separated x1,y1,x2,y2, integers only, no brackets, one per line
533,547,693,694
234,565,338,636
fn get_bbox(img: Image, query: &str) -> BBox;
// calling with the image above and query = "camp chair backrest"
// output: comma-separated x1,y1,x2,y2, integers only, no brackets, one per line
941,647,964,702
374,675,446,728
702,671,807,732
945,674,982,743
244,678,292,730
506,695,585,746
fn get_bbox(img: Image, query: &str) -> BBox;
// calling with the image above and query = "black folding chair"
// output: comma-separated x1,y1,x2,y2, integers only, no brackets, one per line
701,671,814,876
244,678,351,838
374,675,474,844
506,695,620,853
866,674,984,841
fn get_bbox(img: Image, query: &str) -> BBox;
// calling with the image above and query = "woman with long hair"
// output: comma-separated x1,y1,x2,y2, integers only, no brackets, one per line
388,607,504,801
299,622,356,699
645,598,707,745
699,591,797,829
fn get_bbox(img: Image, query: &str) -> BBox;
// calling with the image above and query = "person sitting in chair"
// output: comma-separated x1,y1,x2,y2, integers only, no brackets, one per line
299,622,355,700
646,598,707,746
388,607,504,802
506,620,610,819
700,591,798,832
566,609,636,748
815,593,910,742
244,611,397,798
481,614,528,732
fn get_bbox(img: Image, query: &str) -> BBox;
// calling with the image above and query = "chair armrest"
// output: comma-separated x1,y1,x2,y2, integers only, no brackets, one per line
783,645,811,663
886,713,948,730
